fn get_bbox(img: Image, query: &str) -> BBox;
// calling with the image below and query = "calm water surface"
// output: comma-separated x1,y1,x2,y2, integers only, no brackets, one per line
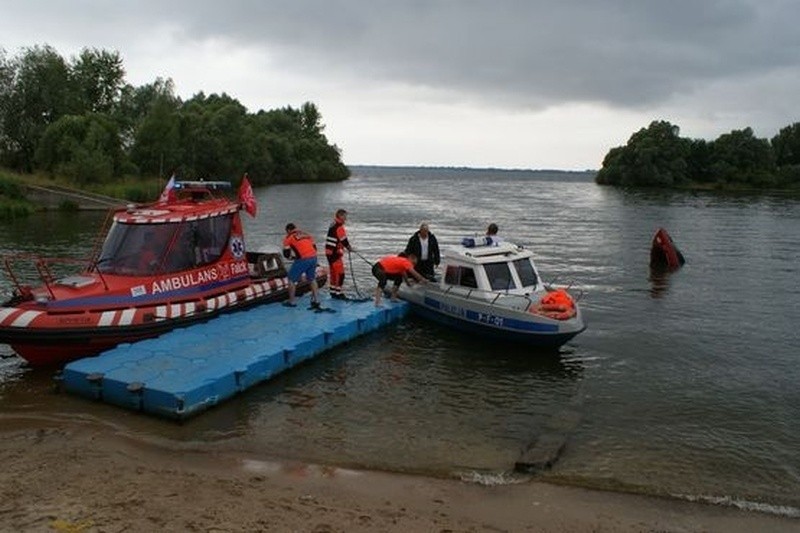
1,169,799,517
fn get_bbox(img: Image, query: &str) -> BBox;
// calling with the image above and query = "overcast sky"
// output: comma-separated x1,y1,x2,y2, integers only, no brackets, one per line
2,0,799,170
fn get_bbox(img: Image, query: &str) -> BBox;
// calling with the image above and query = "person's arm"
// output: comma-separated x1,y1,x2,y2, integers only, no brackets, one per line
404,235,415,256
408,267,427,283
338,226,352,251
282,239,294,259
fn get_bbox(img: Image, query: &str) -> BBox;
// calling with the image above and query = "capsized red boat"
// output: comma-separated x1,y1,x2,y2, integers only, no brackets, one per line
650,227,685,270
0,179,326,367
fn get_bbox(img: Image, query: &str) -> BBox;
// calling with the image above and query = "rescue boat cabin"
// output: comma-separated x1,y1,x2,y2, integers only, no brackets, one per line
97,183,236,279
440,242,542,297
12,180,257,308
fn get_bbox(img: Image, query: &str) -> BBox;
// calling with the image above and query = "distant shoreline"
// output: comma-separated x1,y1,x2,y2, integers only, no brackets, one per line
349,164,598,174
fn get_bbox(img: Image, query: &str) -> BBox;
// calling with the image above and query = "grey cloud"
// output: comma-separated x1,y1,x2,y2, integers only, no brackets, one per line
158,0,800,109
4,0,800,110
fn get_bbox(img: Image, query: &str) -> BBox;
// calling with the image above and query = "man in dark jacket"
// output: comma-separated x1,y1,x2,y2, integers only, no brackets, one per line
404,222,440,281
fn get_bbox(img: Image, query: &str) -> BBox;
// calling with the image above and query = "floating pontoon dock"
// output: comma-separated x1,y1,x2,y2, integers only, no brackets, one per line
62,298,408,419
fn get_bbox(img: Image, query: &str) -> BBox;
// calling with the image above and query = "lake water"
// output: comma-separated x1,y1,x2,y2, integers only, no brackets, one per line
2,168,799,518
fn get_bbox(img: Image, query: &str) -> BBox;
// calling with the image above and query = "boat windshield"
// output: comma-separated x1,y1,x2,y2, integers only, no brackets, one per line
513,258,538,288
485,262,515,291
95,215,232,276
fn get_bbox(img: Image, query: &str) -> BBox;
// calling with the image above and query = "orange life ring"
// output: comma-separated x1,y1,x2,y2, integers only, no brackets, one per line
530,289,577,320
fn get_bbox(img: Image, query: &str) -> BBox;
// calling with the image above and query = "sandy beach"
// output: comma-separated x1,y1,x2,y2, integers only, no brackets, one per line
1,418,797,533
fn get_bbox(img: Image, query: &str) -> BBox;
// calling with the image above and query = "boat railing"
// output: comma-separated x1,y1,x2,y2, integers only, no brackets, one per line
543,277,587,302
440,285,537,311
438,281,585,312
1,253,103,302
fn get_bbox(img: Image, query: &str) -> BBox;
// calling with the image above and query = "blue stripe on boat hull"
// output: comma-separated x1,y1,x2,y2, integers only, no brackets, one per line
411,300,583,348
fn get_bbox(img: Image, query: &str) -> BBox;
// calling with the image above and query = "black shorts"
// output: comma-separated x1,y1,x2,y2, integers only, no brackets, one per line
372,263,403,289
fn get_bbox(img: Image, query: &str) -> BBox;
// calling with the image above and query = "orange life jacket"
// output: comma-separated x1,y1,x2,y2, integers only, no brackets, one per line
283,230,317,259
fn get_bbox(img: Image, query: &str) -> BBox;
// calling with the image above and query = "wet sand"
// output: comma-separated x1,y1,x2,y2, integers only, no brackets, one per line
2,419,798,533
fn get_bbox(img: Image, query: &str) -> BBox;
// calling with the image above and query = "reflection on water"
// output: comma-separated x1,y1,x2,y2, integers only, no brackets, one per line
2,171,800,514
648,267,674,298
186,317,585,475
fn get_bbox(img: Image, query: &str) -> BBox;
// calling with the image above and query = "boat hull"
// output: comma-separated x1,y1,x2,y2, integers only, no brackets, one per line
650,227,685,270
0,275,325,366
399,285,585,349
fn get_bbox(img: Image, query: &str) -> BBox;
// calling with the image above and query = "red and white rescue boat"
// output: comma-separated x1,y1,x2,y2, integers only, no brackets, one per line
0,180,326,366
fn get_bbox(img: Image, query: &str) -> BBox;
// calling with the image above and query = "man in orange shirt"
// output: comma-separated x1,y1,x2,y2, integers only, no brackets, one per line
372,252,427,306
282,223,321,309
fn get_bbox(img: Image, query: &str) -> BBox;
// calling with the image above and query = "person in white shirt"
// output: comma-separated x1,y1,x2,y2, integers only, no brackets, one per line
404,222,440,280
485,223,502,246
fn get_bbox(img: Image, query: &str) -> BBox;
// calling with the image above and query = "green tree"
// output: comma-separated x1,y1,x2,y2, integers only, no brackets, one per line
686,139,714,184
0,49,13,138
175,93,251,178
0,45,71,171
1,44,350,185
708,127,776,187
35,113,123,183
771,122,800,166
69,48,125,115
115,77,179,149
130,95,181,176
596,120,690,187
300,101,322,136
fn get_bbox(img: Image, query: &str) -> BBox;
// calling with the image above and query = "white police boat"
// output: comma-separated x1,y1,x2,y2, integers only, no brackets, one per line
397,238,586,348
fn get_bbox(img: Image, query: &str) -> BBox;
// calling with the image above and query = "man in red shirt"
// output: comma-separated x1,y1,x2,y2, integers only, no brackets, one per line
372,252,427,306
282,223,321,309
325,209,353,300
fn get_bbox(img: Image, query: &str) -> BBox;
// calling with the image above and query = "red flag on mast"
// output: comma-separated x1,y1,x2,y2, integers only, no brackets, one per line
238,174,257,217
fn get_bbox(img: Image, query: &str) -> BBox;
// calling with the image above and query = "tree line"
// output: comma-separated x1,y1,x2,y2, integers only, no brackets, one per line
0,45,349,186
596,120,800,190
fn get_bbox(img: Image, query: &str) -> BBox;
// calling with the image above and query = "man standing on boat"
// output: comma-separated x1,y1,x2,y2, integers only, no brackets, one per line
282,223,321,309
325,208,353,300
404,222,440,281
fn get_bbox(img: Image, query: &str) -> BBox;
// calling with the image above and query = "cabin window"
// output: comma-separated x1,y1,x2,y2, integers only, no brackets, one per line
513,258,538,288
192,215,232,266
444,266,459,285
444,265,478,288
95,215,232,276
96,222,175,275
485,262,515,290
161,215,233,271
460,267,478,288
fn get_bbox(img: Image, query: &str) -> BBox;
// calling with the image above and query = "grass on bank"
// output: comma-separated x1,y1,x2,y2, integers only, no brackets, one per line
0,170,36,219
0,168,169,220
